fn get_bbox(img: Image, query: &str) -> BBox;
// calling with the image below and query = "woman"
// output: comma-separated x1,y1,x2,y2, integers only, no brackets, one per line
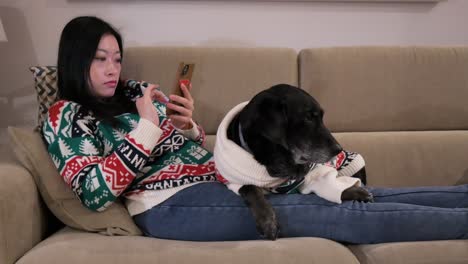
43,16,468,244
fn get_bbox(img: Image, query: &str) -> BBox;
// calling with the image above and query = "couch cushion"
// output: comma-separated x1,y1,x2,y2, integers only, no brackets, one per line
348,240,468,264
122,47,298,134
17,227,359,264
8,126,142,236
0,164,47,264
204,135,216,153
299,46,468,132
333,131,468,187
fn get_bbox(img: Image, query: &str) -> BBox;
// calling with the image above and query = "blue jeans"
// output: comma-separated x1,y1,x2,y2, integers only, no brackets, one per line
133,182,468,244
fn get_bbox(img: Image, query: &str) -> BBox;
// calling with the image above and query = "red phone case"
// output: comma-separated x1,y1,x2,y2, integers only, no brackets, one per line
166,63,195,115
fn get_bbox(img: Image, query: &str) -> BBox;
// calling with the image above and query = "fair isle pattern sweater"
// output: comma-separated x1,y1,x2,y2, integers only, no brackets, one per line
42,99,216,216
214,102,363,204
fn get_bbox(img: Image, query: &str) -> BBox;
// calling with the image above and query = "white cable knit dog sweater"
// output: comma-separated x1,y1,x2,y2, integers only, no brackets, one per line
214,102,364,204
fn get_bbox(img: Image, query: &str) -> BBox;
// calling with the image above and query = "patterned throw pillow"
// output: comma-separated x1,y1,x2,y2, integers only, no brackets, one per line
29,66,58,130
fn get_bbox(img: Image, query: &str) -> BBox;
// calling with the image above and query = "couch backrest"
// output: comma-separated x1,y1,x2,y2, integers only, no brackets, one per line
299,46,468,132
300,46,468,187
122,47,298,136
122,46,468,188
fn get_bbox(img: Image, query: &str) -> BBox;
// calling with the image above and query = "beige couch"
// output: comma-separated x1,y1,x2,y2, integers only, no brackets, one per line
2,46,467,264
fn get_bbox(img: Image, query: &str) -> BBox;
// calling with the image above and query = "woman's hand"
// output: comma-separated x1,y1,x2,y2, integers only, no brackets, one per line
167,83,194,130
135,83,165,126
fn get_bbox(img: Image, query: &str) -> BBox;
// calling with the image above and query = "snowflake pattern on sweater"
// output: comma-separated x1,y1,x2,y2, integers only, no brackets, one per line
43,99,216,214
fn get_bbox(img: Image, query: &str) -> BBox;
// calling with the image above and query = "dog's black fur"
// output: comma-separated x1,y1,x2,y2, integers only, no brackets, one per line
226,84,373,240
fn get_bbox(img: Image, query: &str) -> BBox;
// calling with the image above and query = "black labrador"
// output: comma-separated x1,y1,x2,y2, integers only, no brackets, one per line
226,84,373,240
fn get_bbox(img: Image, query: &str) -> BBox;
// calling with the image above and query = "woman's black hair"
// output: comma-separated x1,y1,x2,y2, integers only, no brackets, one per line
57,16,136,126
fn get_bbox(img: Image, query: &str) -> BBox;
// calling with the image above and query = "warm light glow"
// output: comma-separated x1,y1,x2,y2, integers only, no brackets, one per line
0,18,7,42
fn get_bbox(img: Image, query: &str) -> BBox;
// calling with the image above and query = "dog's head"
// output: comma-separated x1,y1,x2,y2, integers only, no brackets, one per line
237,84,342,179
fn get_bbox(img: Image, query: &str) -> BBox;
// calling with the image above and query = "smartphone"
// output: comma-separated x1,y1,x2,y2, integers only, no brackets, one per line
166,62,195,115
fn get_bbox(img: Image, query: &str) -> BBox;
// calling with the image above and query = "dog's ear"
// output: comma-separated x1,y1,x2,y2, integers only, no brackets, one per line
241,92,289,149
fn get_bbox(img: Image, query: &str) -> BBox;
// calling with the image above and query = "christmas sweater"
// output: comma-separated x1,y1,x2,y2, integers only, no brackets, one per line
214,102,363,204
42,99,216,216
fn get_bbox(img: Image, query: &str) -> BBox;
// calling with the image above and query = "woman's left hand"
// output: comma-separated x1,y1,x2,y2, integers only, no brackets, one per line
167,82,195,130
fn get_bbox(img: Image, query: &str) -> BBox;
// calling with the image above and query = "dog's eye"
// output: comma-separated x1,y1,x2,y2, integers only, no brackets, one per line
305,111,320,121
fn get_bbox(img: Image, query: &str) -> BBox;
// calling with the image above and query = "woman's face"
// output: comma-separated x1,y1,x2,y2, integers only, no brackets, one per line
89,34,122,98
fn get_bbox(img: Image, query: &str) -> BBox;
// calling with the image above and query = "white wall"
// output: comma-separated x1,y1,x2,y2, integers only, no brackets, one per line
0,0,467,159
3,0,468,65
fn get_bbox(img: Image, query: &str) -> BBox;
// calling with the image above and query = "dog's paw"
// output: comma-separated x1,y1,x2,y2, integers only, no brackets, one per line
256,209,280,240
341,186,374,203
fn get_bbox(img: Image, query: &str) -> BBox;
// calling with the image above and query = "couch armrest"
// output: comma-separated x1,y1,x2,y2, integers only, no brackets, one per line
0,163,48,264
